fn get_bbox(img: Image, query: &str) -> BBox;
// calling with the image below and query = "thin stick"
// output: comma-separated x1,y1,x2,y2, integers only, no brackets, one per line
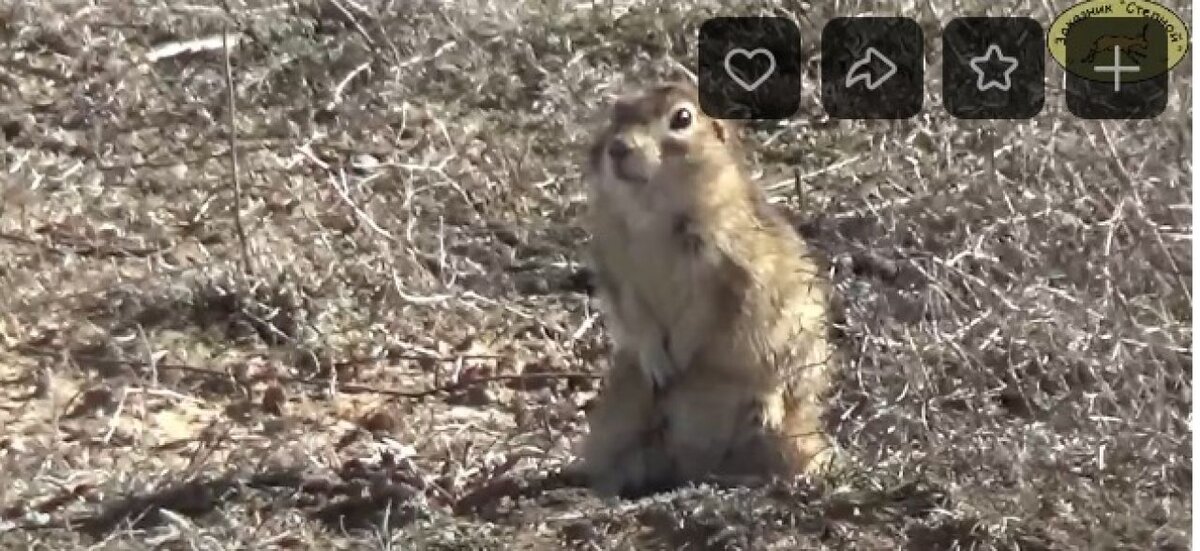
15,347,599,401
222,2,254,275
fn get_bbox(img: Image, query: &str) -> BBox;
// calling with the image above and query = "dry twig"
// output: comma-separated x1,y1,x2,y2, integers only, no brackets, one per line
221,1,254,276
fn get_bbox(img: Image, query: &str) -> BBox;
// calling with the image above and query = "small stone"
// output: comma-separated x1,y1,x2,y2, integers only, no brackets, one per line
351,153,381,174
262,385,286,416
447,386,495,407
168,162,188,179
360,409,401,433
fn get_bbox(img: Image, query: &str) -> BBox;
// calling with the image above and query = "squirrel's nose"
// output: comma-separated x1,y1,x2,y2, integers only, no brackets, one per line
607,137,632,160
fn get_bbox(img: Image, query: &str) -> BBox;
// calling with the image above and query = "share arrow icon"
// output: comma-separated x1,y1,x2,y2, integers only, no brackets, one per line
844,47,898,90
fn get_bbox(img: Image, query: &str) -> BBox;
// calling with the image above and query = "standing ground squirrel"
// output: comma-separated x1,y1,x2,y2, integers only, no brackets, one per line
573,81,840,498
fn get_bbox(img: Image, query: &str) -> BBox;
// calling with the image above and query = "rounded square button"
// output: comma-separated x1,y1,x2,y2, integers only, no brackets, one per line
698,17,803,120
1064,17,1169,119
943,17,1046,119
821,17,924,119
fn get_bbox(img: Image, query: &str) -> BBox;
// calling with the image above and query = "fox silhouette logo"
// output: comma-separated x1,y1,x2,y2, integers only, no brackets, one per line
1080,23,1151,63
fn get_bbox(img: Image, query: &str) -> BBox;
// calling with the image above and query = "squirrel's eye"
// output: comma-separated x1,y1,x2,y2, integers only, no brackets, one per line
668,107,692,131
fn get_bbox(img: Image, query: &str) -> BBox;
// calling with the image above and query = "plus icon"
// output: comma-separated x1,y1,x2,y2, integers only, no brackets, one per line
1064,17,1167,119
1092,45,1141,92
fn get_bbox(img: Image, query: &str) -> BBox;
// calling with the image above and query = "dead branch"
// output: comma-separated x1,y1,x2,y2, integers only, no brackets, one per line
11,347,599,400
221,1,254,276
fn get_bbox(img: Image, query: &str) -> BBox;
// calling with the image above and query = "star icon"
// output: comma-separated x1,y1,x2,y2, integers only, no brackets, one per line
969,44,1019,92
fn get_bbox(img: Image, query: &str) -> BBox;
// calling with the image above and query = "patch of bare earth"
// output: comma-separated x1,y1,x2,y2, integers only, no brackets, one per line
0,1,1190,549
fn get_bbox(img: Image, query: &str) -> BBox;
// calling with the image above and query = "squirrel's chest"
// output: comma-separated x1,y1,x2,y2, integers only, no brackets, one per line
599,237,707,382
615,217,717,311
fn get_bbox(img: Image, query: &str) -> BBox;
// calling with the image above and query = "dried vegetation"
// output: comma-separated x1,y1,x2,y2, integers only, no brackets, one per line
0,0,1190,549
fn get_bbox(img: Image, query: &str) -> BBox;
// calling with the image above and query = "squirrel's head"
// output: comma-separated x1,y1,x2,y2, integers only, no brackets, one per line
586,82,739,190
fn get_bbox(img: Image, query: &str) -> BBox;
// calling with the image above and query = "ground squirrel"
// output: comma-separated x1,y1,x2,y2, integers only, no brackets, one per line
572,81,840,498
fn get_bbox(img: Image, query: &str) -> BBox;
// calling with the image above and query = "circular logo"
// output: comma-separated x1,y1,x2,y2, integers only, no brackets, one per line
1048,0,1189,82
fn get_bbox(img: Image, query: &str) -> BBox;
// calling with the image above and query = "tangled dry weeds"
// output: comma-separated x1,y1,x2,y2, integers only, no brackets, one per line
0,0,1191,549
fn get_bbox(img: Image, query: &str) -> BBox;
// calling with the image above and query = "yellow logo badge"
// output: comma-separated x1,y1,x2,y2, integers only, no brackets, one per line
1048,0,1189,81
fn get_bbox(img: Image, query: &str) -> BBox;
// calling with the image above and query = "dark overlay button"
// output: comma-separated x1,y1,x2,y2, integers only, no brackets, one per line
1065,16,1169,119
698,17,803,120
943,17,1046,119
821,16,924,119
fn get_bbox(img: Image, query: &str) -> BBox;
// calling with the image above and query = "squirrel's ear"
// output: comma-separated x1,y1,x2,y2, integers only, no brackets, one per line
710,118,739,144
710,119,727,143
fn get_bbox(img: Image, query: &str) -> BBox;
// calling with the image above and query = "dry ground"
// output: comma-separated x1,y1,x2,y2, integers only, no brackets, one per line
0,1,1191,549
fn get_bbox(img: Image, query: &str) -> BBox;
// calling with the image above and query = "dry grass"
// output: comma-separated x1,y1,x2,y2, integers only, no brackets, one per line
0,0,1190,549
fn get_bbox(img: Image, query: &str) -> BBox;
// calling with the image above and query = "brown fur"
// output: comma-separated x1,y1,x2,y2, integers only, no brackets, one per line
572,82,840,497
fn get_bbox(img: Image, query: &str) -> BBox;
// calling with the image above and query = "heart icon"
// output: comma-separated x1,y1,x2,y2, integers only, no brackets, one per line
724,47,776,91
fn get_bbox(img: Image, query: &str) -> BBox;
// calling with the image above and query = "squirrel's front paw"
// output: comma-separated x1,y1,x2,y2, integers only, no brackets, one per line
638,340,677,391
558,458,593,487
